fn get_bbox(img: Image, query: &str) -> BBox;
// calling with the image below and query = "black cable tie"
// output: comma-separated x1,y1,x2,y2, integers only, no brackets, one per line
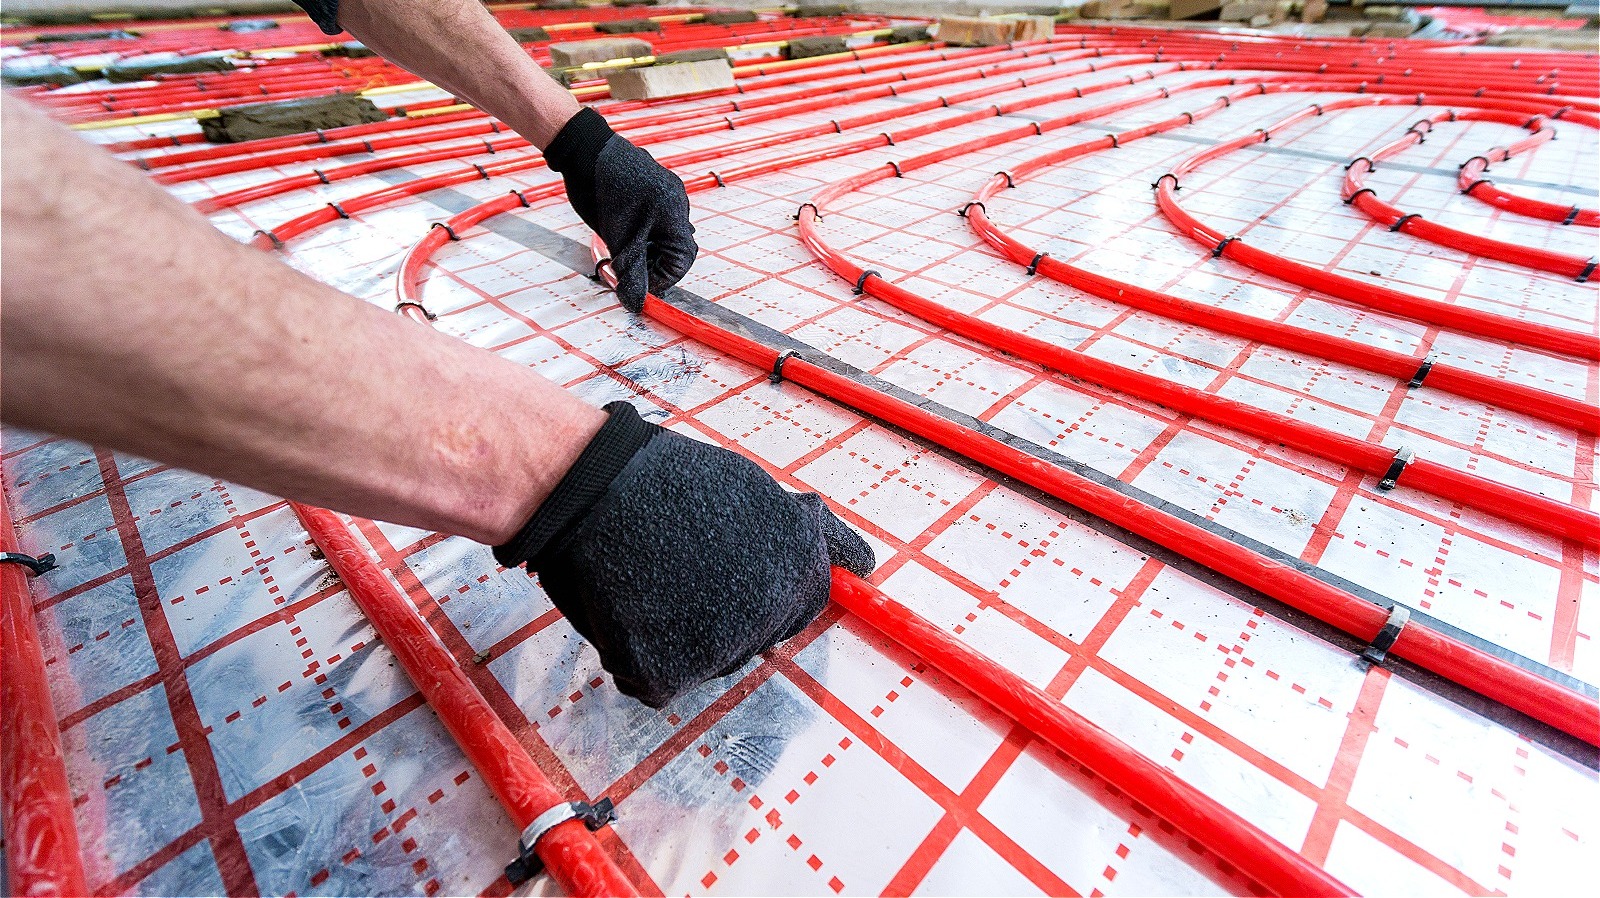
482,138,497,154
313,168,330,184
1378,446,1414,491
1459,154,1490,173
1026,252,1048,276
510,190,531,208
1525,115,1541,128
1211,235,1239,258
1361,604,1411,666
395,300,437,321
1254,128,1270,143
1220,95,1231,107
1311,103,1325,116
1073,87,1083,98
135,158,151,171
1407,354,1436,388
1474,87,1485,97
0,552,56,576
853,269,879,294
1389,213,1420,232
1346,156,1376,172
712,171,726,187
1181,111,1195,124
431,221,459,241
832,120,843,133
1256,83,1267,95
997,171,1015,188
490,122,503,133
730,100,741,112
315,129,328,143
1159,86,1170,98
1032,122,1044,136
1107,133,1120,148
939,97,949,108
254,229,285,250
725,116,736,129
769,349,799,383
794,202,822,222
958,202,986,218
592,257,610,281
473,163,491,180
1461,179,1490,196
170,135,184,147
888,84,899,96
1562,206,1580,226
882,133,895,146
888,161,903,178
1152,173,1179,191
328,202,350,219
1579,259,1597,283
362,139,375,153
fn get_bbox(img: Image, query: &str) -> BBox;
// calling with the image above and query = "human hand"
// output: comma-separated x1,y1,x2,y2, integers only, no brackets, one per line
543,107,697,311
494,402,874,708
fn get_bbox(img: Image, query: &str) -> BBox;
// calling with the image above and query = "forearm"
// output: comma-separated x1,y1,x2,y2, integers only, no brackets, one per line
0,95,603,545
336,0,581,149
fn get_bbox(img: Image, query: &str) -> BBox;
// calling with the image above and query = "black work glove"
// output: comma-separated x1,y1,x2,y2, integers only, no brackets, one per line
495,402,875,708
543,107,698,312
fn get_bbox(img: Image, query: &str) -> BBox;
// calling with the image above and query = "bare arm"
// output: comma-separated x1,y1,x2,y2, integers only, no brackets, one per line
0,94,604,545
335,0,582,149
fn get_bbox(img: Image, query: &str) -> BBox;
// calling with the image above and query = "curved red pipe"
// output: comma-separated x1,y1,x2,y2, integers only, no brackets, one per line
290,504,637,896
1340,111,1598,278
1,493,89,897
1457,133,1600,227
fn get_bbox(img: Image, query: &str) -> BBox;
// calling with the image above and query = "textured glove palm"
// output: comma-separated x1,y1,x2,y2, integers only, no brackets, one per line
544,107,697,312
495,402,875,708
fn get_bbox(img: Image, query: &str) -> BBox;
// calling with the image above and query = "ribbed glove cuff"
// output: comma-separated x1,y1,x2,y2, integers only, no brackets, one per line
543,106,615,174
493,401,658,569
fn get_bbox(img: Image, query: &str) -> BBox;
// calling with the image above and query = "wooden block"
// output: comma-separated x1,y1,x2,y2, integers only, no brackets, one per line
1009,15,1057,41
603,58,734,100
1169,0,1224,20
936,15,1019,46
1220,0,1290,24
548,37,653,67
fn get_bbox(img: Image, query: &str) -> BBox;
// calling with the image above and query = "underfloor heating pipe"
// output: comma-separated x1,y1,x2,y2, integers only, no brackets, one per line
386,66,1599,747
792,88,1600,546
161,39,1104,186
1154,106,1600,360
289,504,639,898
963,116,1600,434
1341,110,1599,277
1457,128,1600,226
0,495,89,897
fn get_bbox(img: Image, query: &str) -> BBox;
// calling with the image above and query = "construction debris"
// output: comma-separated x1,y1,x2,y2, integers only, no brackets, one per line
603,56,734,100
548,37,653,67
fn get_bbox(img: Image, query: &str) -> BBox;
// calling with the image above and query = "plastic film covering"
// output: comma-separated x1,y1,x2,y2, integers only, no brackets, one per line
5,8,1600,897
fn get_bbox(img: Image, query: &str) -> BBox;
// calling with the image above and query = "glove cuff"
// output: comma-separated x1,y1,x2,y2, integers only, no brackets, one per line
493,401,658,569
542,106,615,174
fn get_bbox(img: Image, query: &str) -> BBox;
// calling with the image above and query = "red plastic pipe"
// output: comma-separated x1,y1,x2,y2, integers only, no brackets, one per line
1,493,89,897
1341,111,1598,278
290,504,637,897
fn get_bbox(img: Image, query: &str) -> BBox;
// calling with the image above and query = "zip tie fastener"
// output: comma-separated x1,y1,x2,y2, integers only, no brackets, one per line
853,269,879,295
711,171,726,187
1459,154,1490,172
510,189,531,208
313,168,330,184
795,202,822,222
1152,173,1179,191
0,552,56,576
395,301,436,321
1579,259,1597,283
1361,604,1411,666
1106,133,1120,148
1562,206,1580,226
473,163,491,180
1389,213,1420,232
328,202,350,219
1346,156,1375,172
254,229,285,250
997,170,1015,188
1253,128,1269,142
592,257,611,281
504,798,617,887
1026,252,1048,276
1461,179,1490,196
1211,235,1239,258
958,202,986,218
770,349,799,383
431,221,459,241
1407,354,1436,388
888,161,903,177
1378,446,1414,491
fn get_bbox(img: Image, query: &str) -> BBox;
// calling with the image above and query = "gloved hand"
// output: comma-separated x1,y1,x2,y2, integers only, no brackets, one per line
495,401,875,708
542,107,698,312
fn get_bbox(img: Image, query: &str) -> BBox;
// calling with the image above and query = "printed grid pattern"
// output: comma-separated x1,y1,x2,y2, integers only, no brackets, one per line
4,28,1597,898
